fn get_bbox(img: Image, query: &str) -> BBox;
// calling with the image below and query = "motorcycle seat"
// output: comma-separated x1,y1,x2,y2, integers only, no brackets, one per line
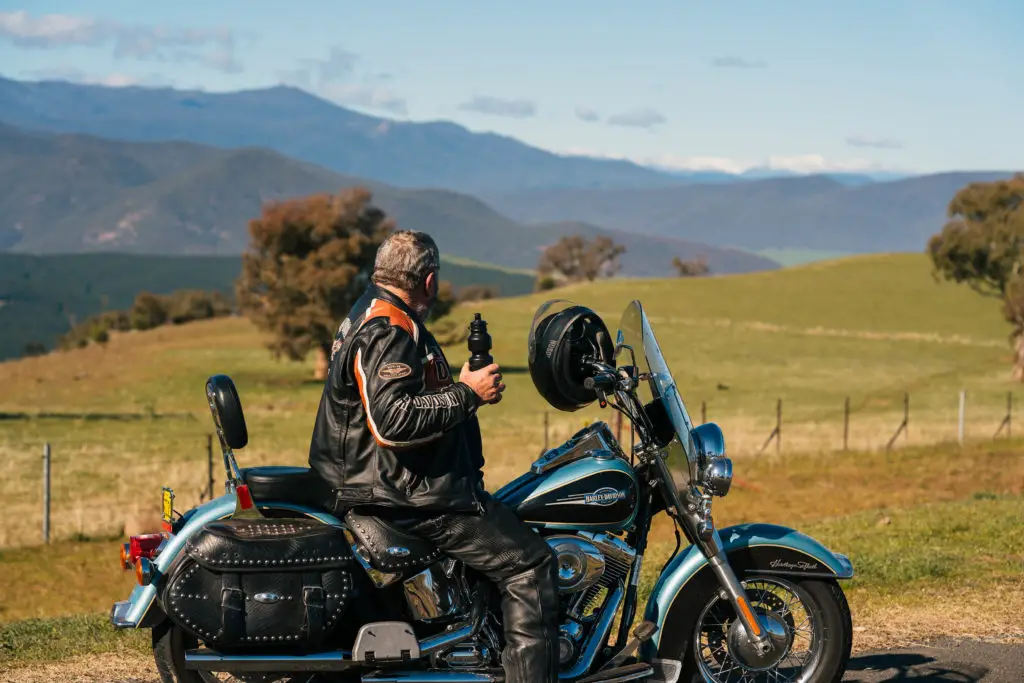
240,466,329,509
343,509,443,574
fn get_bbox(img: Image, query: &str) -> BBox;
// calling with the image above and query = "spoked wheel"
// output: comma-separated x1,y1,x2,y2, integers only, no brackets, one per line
153,621,344,683
657,570,852,683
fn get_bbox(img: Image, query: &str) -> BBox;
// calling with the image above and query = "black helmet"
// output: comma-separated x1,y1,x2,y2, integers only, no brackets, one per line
528,300,615,412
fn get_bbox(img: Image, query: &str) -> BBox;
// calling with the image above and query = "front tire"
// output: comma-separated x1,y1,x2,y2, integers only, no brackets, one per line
655,569,852,683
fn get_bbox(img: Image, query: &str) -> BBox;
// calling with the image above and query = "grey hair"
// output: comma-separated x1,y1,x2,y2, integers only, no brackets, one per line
371,230,440,291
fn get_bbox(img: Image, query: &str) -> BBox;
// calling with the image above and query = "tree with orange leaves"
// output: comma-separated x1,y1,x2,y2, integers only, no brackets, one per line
235,187,394,380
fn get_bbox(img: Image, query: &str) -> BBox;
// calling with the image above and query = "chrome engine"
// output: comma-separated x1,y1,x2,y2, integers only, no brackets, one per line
546,531,637,665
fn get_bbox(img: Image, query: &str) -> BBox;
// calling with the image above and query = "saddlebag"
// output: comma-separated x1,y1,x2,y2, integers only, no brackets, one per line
162,518,354,649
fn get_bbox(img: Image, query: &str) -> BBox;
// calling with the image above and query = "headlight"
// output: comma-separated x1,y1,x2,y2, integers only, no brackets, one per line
702,456,733,497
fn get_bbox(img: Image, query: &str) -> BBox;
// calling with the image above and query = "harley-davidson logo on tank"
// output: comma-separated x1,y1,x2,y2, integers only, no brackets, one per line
555,487,628,507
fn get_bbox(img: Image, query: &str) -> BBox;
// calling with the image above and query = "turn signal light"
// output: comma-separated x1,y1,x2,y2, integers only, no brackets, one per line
135,557,153,585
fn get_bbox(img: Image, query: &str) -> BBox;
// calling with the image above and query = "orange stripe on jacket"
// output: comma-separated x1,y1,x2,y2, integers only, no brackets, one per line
364,299,417,342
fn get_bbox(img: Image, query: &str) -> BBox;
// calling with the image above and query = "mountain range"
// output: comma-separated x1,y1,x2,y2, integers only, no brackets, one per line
0,76,678,193
478,171,1015,253
0,122,774,276
0,75,1016,262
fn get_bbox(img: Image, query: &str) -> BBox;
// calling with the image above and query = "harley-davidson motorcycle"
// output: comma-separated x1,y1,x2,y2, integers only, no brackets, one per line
111,299,854,683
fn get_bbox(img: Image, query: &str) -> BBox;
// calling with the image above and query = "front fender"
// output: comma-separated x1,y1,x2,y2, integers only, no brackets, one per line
110,495,344,629
640,523,853,657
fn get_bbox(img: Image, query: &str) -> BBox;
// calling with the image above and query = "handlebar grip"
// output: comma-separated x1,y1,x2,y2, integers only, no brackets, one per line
584,372,617,391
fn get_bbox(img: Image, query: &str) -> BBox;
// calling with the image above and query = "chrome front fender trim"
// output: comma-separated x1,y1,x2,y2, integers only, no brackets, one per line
639,523,854,656
109,496,344,629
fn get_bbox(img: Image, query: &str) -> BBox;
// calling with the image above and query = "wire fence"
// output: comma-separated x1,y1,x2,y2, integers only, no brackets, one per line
1,388,1020,550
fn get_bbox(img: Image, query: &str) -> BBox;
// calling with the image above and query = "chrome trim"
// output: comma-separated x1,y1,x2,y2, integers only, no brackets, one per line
185,648,353,672
362,673,503,683
560,583,625,679
353,542,403,587
579,664,654,683
404,562,465,622
546,536,606,593
419,623,474,656
702,457,733,497
110,600,135,629
648,659,681,683
530,422,616,474
437,644,491,668
580,531,637,572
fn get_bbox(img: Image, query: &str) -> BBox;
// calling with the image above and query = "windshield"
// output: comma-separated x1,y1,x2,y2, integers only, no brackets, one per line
616,301,700,488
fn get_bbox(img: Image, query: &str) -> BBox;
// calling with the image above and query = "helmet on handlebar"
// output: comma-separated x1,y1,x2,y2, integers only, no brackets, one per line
528,300,615,412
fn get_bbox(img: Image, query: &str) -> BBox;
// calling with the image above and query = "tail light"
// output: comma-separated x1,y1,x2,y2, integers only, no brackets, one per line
119,533,165,571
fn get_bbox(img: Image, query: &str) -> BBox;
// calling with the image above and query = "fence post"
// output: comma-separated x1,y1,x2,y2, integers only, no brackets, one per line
543,411,549,452
957,390,966,446
757,398,782,455
995,392,1013,439
206,433,215,500
843,397,850,451
42,443,51,544
777,398,782,454
885,393,910,452
615,411,623,444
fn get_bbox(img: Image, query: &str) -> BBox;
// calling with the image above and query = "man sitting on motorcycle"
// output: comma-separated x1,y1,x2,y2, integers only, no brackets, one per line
308,229,559,683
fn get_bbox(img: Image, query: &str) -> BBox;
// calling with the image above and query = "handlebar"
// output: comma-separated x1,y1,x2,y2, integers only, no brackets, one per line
584,372,618,392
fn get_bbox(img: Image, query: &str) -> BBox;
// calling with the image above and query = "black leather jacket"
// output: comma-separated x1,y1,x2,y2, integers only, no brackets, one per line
308,284,486,514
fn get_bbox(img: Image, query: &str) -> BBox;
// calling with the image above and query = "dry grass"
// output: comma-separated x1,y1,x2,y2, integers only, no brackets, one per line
2,253,1021,549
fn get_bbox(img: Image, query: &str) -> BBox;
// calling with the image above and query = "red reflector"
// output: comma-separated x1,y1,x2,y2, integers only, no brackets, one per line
236,484,254,510
127,533,164,564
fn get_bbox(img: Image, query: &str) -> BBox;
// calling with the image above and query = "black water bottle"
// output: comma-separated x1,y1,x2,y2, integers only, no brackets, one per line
467,313,493,371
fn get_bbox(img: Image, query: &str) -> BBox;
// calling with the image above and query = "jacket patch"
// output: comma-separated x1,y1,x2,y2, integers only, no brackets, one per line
330,338,343,362
423,352,452,389
379,362,413,380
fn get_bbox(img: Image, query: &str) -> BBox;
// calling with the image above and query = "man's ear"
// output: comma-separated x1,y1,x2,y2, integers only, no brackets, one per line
424,270,436,296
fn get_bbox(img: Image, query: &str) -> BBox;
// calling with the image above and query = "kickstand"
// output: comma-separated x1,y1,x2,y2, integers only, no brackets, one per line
599,620,658,671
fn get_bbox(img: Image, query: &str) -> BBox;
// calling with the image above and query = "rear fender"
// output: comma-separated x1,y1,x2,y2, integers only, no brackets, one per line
110,495,343,629
639,523,853,658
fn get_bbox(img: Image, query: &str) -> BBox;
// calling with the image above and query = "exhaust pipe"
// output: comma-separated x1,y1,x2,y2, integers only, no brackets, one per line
362,673,502,683
186,588,490,673
184,648,353,673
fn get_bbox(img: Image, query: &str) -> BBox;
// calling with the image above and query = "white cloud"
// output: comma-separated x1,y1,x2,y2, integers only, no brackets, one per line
24,66,173,88
280,45,408,116
574,106,601,123
846,135,903,150
558,148,900,174
0,10,240,73
457,95,537,119
607,107,667,129
322,82,408,115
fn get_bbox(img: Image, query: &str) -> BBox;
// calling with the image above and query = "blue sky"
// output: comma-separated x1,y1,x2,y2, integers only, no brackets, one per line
0,0,1020,174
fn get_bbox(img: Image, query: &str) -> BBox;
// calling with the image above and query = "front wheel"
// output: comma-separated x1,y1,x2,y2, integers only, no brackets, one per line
656,571,852,683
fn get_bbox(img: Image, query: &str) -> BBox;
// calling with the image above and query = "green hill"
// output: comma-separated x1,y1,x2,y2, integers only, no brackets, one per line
0,252,535,361
0,122,777,277
0,252,1017,549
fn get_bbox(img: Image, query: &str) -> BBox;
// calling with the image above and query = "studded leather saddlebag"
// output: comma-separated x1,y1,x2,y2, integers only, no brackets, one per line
162,518,354,649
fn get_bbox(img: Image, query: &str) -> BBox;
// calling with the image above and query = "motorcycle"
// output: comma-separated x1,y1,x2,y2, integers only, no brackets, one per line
111,299,854,683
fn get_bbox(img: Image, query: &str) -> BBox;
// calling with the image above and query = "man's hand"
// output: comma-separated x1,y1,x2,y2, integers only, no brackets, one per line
460,362,505,405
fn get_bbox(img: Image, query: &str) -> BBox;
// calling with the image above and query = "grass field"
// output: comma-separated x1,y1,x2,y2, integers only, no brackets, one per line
0,252,1019,547
1,251,1023,674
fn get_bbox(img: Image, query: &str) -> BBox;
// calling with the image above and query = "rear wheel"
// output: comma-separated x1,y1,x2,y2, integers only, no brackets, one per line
152,621,333,683
656,570,852,683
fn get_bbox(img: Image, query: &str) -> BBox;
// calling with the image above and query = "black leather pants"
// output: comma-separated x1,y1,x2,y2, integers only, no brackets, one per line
379,495,560,683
